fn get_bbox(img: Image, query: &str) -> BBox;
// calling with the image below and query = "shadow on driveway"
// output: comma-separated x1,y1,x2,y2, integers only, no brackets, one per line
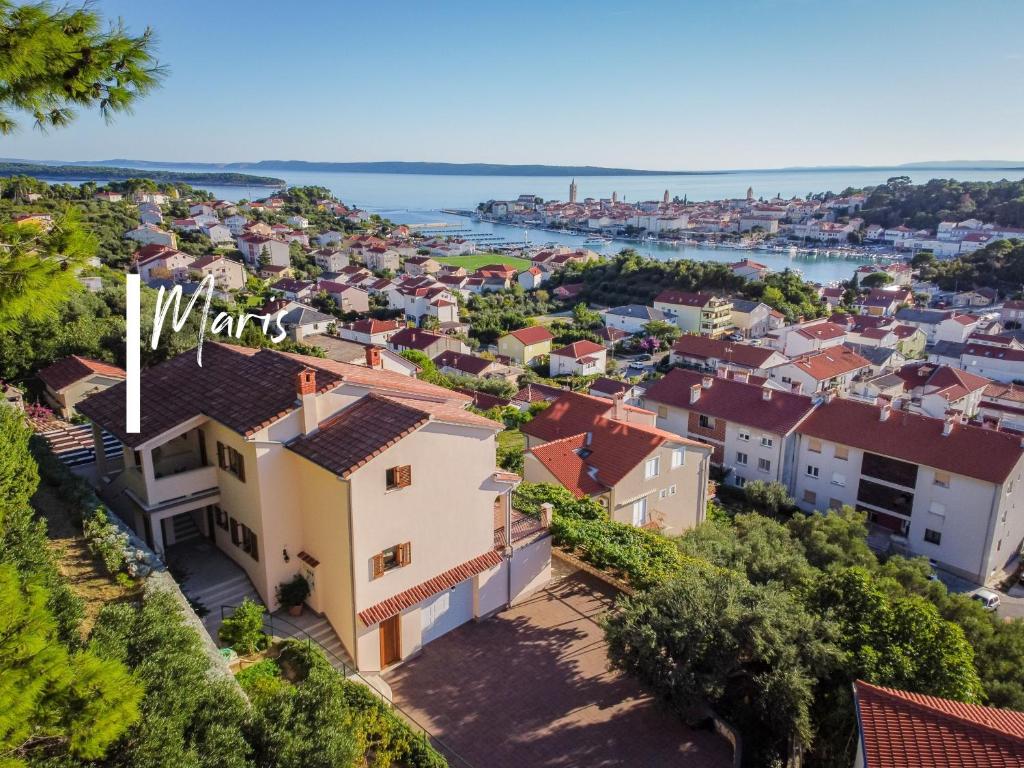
384,570,732,768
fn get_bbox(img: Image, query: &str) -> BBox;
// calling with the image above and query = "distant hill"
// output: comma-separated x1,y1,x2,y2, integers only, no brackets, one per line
0,161,285,186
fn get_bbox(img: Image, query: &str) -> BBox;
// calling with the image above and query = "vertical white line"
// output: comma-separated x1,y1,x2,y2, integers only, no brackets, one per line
126,274,141,433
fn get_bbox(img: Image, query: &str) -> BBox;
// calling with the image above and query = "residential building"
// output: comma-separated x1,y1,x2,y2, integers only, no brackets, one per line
772,320,848,357
237,234,290,268
653,290,733,338
729,259,770,281
525,408,712,534
338,318,405,346
188,254,246,291
363,247,401,273
669,335,788,378
278,303,335,342
793,396,1024,583
133,244,193,284
639,368,815,490
497,326,554,365
549,340,607,377
852,680,1024,768
78,343,548,673
959,343,1024,383
517,266,545,291
303,335,418,377
770,347,872,395
600,305,669,335
403,256,442,276
433,351,520,382
317,281,370,314
729,299,776,338
313,248,350,273
124,224,177,248
388,328,469,358
38,355,126,419
588,377,642,403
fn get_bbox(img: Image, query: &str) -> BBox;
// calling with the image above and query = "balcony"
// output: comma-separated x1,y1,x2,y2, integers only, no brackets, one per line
123,464,218,510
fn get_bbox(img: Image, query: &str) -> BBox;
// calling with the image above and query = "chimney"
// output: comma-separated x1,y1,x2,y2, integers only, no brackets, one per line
539,502,553,529
791,381,803,395
612,391,626,422
762,385,773,401
879,404,891,422
295,368,318,435
701,375,714,389
735,371,750,384
690,383,702,404
943,414,955,437
716,365,728,379
365,345,382,369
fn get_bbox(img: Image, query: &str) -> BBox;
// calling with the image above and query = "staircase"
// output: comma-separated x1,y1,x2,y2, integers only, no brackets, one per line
170,513,202,545
285,613,355,673
189,571,262,639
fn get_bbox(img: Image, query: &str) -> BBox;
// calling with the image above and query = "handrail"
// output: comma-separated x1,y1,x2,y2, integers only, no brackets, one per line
220,603,476,768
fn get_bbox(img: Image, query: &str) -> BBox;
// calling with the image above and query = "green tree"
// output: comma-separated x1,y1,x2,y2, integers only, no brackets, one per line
0,0,164,134
642,319,681,346
742,479,793,516
0,564,141,766
786,507,876,570
860,272,894,289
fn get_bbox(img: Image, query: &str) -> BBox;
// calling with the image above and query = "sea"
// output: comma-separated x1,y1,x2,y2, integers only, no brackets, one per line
31,164,1024,285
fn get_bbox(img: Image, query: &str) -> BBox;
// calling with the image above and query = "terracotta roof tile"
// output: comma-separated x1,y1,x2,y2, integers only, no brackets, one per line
358,550,502,626
505,326,554,345
551,340,605,359
671,336,781,369
38,355,126,392
854,680,1024,767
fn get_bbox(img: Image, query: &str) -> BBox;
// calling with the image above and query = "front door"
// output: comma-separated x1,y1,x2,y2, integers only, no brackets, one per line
379,615,401,668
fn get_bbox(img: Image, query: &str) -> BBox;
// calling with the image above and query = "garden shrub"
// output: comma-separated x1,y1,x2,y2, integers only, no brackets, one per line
218,597,268,654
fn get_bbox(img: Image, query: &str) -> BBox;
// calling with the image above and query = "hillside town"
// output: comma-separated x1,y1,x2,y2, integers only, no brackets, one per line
7,177,1024,768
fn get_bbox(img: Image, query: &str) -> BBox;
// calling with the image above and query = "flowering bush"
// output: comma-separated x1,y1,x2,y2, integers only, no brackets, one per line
83,507,131,575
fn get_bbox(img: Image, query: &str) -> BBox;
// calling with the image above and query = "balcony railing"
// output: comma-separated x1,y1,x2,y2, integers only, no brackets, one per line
123,464,219,509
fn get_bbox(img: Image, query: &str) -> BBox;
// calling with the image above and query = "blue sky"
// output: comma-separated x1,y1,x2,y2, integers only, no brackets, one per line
2,0,1023,169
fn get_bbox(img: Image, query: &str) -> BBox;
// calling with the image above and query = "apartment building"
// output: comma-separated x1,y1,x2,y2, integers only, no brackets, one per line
669,335,788,377
769,346,872,395
792,396,1024,583
639,368,815,490
79,342,550,672
653,290,734,338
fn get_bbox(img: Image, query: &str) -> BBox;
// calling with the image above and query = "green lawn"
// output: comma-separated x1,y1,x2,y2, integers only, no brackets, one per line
435,252,532,271
497,428,525,454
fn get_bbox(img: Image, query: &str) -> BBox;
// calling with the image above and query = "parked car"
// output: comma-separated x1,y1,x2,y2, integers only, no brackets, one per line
634,353,653,362
727,332,745,342
627,360,647,370
971,588,1001,611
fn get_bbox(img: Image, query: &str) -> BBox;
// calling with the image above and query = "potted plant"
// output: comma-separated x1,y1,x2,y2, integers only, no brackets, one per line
276,574,310,616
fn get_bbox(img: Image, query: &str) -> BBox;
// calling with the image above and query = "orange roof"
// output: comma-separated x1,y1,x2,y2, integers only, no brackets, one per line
38,356,125,392
505,326,554,345
854,680,1024,767
789,347,870,380
551,340,605,359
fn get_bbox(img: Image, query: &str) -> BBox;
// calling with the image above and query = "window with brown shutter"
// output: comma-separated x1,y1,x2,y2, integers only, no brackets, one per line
386,465,412,490
214,505,228,530
217,441,226,469
242,527,259,561
372,554,385,579
230,517,241,546
398,542,411,566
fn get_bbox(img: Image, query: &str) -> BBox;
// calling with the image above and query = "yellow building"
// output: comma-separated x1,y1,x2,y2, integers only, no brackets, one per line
498,326,554,365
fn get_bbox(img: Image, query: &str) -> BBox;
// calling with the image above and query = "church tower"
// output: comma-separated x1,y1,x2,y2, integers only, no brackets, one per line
746,186,754,202
569,178,577,203
611,191,618,204
663,189,670,204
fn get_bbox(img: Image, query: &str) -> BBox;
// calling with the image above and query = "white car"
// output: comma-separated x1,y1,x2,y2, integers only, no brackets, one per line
971,588,1001,611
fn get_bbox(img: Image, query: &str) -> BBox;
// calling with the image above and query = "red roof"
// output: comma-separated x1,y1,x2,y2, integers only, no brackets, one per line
798,397,1023,484
854,680,1024,768
512,382,567,404
388,327,446,351
38,356,125,392
796,322,847,341
343,317,401,335
521,391,615,442
787,347,871,381
654,290,715,307
358,550,503,626
671,335,781,369
964,345,1024,363
505,326,554,345
643,368,815,435
433,350,492,376
551,340,605,359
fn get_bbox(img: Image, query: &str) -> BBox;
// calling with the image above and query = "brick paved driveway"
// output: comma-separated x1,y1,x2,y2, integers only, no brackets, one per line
383,569,732,768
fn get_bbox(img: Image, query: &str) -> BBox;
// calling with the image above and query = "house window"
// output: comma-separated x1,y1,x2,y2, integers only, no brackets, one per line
668,485,677,496
229,517,241,546
929,501,946,516
241,525,259,562
736,452,748,466
734,476,747,488
632,498,649,526
657,405,668,419
758,458,771,473
216,442,246,481
806,465,820,479
671,449,684,469
214,504,228,530
737,430,750,442
803,489,817,504
781,376,792,384
761,436,774,448
831,472,846,487
834,445,849,461
699,414,714,429
933,471,950,489
659,488,668,499
645,457,660,479
808,439,822,454
924,529,942,545
829,498,843,510
373,542,411,578
386,465,412,490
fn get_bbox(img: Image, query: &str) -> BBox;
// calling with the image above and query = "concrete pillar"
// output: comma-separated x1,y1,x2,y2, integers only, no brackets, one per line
91,422,108,477
151,515,165,554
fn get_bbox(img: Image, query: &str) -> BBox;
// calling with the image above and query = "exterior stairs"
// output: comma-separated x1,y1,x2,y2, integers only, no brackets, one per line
170,512,202,545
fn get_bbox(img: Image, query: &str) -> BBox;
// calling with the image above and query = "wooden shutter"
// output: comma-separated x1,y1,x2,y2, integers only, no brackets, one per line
248,530,258,561
216,441,226,469
230,518,240,545
397,465,412,488
398,542,411,566
236,452,246,482
372,554,385,579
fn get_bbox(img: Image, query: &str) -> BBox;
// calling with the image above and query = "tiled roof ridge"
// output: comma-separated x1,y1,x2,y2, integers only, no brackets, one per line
856,680,1024,745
